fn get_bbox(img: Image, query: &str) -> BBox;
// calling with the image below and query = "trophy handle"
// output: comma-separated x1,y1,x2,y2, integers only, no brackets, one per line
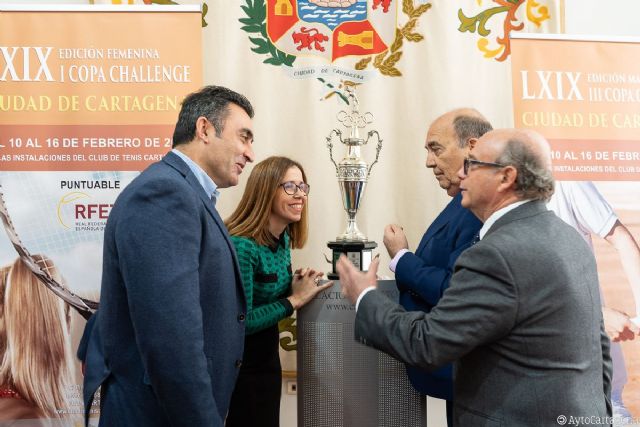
326,129,342,175
366,130,383,177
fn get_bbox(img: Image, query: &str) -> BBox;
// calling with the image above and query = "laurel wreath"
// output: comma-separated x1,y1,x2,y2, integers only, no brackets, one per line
355,0,431,76
240,0,296,67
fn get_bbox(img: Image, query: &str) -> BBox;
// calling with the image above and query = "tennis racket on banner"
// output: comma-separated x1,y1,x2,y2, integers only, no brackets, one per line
0,171,138,319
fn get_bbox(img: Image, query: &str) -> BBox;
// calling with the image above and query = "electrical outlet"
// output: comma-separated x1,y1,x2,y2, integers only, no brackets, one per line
286,380,297,395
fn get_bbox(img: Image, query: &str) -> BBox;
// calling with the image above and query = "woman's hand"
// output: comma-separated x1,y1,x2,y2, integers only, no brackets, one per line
287,268,333,310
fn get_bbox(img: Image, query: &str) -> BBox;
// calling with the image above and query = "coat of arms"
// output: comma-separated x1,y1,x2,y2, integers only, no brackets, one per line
241,0,431,77
266,0,395,62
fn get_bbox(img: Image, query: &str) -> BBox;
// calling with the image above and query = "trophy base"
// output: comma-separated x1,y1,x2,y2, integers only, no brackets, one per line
327,240,377,279
336,220,366,241
336,233,367,241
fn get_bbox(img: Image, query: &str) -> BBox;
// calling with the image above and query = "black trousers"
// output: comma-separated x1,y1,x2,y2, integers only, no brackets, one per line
226,325,281,427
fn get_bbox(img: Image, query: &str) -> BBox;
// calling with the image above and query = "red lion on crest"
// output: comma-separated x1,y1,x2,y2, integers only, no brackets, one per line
292,27,330,52
372,0,392,13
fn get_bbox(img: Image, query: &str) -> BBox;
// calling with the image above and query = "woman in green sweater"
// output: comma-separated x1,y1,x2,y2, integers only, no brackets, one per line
225,156,331,427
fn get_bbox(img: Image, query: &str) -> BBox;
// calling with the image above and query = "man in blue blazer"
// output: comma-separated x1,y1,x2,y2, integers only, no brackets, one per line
383,109,491,425
79,86,255,426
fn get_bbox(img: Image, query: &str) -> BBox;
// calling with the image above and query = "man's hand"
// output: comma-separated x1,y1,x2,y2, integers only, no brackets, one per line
337,255,379,305
383,224,408,258
603,306,639,342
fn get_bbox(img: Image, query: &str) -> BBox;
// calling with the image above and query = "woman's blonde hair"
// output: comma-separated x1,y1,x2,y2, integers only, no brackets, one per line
226,156,309,248
0,255,73,415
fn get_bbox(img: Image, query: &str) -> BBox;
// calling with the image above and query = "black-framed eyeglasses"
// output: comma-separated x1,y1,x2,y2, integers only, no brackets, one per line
463,158,506,175
280,181,310,195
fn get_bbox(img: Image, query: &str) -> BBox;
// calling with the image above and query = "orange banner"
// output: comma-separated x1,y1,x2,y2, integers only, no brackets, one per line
512,34,640,419
0,6,202,423
511,35,640,180
0,7,202,171
0,124,174,171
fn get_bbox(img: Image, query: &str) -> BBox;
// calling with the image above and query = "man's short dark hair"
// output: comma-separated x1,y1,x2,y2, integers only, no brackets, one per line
453,114,493,148
172,85,254,147
496,138,555,201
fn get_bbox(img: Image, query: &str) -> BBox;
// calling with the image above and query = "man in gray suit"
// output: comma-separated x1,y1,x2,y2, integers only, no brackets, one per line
80,86,254,426
338,129,612,426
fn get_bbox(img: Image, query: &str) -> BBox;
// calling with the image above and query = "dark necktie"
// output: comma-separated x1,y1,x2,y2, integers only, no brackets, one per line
471,233,480,245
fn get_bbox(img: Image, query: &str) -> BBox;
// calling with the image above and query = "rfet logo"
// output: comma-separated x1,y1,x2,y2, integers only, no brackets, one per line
57,192,113,230
267,0,396,62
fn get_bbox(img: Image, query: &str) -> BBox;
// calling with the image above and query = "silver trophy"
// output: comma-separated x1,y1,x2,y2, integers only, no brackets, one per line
326,86,382,278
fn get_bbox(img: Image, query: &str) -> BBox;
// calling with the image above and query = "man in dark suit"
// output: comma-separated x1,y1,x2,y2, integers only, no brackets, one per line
339,129,612,426
382,109,490,425
80,86,255,426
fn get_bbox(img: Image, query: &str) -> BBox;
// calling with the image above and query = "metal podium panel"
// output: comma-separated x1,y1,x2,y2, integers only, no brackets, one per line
297,280,426,427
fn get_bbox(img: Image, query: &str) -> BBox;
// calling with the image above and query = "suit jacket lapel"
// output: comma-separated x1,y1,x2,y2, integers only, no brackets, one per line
416,194,460,255
162,152,245,302
193,180,245,305
162,152,231,243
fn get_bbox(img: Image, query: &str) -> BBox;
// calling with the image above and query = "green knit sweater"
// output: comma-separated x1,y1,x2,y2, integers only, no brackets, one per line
231,234,294,335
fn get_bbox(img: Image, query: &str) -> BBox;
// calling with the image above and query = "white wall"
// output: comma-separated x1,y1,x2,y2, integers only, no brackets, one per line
565,0,640,36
